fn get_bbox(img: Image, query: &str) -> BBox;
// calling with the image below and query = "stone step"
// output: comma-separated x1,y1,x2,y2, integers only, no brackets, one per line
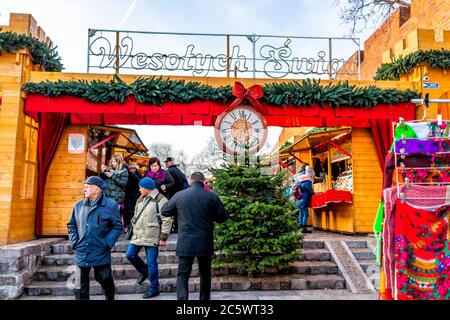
301,249,331,261
350,248,376,261
43,251,178,266
24,274,345,296
345,240,368,249
358,259,379,274
43,248,332,266
33,264,183,282
52,239,325,254
301,240,325,249
51,241,177,255
33,260,339,282
288,261,338,275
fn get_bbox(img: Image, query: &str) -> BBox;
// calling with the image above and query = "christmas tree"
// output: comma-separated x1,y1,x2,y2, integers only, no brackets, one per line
212,160,302,275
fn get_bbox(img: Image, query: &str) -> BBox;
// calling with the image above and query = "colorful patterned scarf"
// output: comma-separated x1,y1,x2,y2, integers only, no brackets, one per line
147,168,166,182
394,200,450,300
395,139,450,155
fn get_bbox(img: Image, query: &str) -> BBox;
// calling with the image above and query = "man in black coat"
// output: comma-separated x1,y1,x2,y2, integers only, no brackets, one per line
124,163,142,229
161,172,227,300
164,157,188,233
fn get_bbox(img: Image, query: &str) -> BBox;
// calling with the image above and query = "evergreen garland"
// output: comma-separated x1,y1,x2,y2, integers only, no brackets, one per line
374,49,450,81
0,30,63,72
23,76,419,108
212,162,302,274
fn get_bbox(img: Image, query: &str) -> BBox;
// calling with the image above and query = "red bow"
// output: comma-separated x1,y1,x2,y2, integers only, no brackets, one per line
229,82,263,111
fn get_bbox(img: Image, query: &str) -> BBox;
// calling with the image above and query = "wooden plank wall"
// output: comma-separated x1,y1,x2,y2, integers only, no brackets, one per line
352,128,383,233
0,53,23,244
0,14,54,244
42,125,86,235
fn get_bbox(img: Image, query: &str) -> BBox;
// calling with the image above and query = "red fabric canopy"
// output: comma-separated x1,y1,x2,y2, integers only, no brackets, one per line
25,94,415,236
24,94,416,128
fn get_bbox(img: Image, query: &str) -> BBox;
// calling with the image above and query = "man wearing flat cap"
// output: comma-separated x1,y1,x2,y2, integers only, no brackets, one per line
67,176,123,300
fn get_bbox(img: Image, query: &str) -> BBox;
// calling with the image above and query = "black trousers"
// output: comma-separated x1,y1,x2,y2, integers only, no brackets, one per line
124,197,138,227
75,264,115,300
177,256,211,301
171,212,178,233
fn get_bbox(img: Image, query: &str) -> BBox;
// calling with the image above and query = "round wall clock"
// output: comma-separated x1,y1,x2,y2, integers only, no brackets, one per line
214,105,268,155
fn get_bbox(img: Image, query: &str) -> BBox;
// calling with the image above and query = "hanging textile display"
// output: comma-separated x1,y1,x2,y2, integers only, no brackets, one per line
394,201,450,300
376,118,450,300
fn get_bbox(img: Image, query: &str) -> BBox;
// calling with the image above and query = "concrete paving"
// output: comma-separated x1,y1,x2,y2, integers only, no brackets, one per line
19,289,378,300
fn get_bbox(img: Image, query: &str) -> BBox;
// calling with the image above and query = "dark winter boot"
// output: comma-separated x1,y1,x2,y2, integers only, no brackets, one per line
302,225,312,233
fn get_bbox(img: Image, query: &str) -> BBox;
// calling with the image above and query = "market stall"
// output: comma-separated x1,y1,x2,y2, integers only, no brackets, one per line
279,127,382,234
41,124,148,235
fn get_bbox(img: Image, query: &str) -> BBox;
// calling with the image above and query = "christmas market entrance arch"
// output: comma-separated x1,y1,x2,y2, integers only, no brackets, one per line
23,72,418,235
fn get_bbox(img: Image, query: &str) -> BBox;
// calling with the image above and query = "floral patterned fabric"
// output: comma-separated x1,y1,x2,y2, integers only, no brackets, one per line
394,139,450,155
393,168,450,184
394,200,450,300
383,152,450,189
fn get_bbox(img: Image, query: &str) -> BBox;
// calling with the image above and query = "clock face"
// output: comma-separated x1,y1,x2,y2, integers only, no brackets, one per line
214,105,268,155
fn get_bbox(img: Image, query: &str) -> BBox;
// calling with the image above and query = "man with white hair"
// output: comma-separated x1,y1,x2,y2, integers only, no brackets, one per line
67,176,123,300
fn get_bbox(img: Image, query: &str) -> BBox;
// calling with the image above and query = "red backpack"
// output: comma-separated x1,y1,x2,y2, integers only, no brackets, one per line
292,184,302,200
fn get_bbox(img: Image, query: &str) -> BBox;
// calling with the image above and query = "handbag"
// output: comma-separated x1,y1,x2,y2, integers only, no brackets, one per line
125,197,151,240
125,225,134,240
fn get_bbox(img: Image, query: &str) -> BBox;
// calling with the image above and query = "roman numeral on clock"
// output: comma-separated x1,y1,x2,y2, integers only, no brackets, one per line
238,110,246,119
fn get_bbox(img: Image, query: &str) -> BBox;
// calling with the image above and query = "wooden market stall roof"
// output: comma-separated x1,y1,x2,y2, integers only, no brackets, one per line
89,125,148,154
279,127,351,155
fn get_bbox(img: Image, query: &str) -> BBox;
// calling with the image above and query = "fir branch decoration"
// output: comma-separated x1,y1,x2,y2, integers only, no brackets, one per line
374,49,450,80
0,30,63,71
23,76,419,108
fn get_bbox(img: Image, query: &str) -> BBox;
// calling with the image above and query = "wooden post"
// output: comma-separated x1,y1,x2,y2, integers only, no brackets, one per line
327,143,332,190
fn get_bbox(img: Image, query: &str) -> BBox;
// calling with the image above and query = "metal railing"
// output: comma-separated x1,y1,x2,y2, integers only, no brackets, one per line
87,29,361,80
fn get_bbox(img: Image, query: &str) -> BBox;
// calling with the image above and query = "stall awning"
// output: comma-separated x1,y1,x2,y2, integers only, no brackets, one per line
89,125,148,153
279,127,351,155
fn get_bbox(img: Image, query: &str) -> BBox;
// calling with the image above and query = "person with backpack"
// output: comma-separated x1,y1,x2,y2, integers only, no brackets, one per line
294,162,315,233
125,177,173,299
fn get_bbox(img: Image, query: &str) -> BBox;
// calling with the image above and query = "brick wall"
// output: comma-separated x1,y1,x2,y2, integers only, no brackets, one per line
338,0,450,80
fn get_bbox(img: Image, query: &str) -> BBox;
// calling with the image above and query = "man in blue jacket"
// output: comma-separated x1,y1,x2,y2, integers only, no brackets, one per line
67,176,123,300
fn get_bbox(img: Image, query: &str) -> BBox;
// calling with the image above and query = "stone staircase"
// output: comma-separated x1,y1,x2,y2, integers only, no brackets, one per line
345,240,380,291
22,235,347,297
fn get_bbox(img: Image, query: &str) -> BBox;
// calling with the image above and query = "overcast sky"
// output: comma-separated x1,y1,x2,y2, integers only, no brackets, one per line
0,0,377,161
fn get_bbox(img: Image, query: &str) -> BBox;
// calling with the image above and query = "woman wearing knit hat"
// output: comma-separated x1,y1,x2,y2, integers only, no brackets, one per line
125,177,173,299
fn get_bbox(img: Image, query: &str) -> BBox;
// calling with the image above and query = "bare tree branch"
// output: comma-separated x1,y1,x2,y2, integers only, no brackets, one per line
335,0,411,35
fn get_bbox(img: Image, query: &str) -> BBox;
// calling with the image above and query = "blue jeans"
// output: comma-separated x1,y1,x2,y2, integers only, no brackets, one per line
298,206,309,226
125,243,159,293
